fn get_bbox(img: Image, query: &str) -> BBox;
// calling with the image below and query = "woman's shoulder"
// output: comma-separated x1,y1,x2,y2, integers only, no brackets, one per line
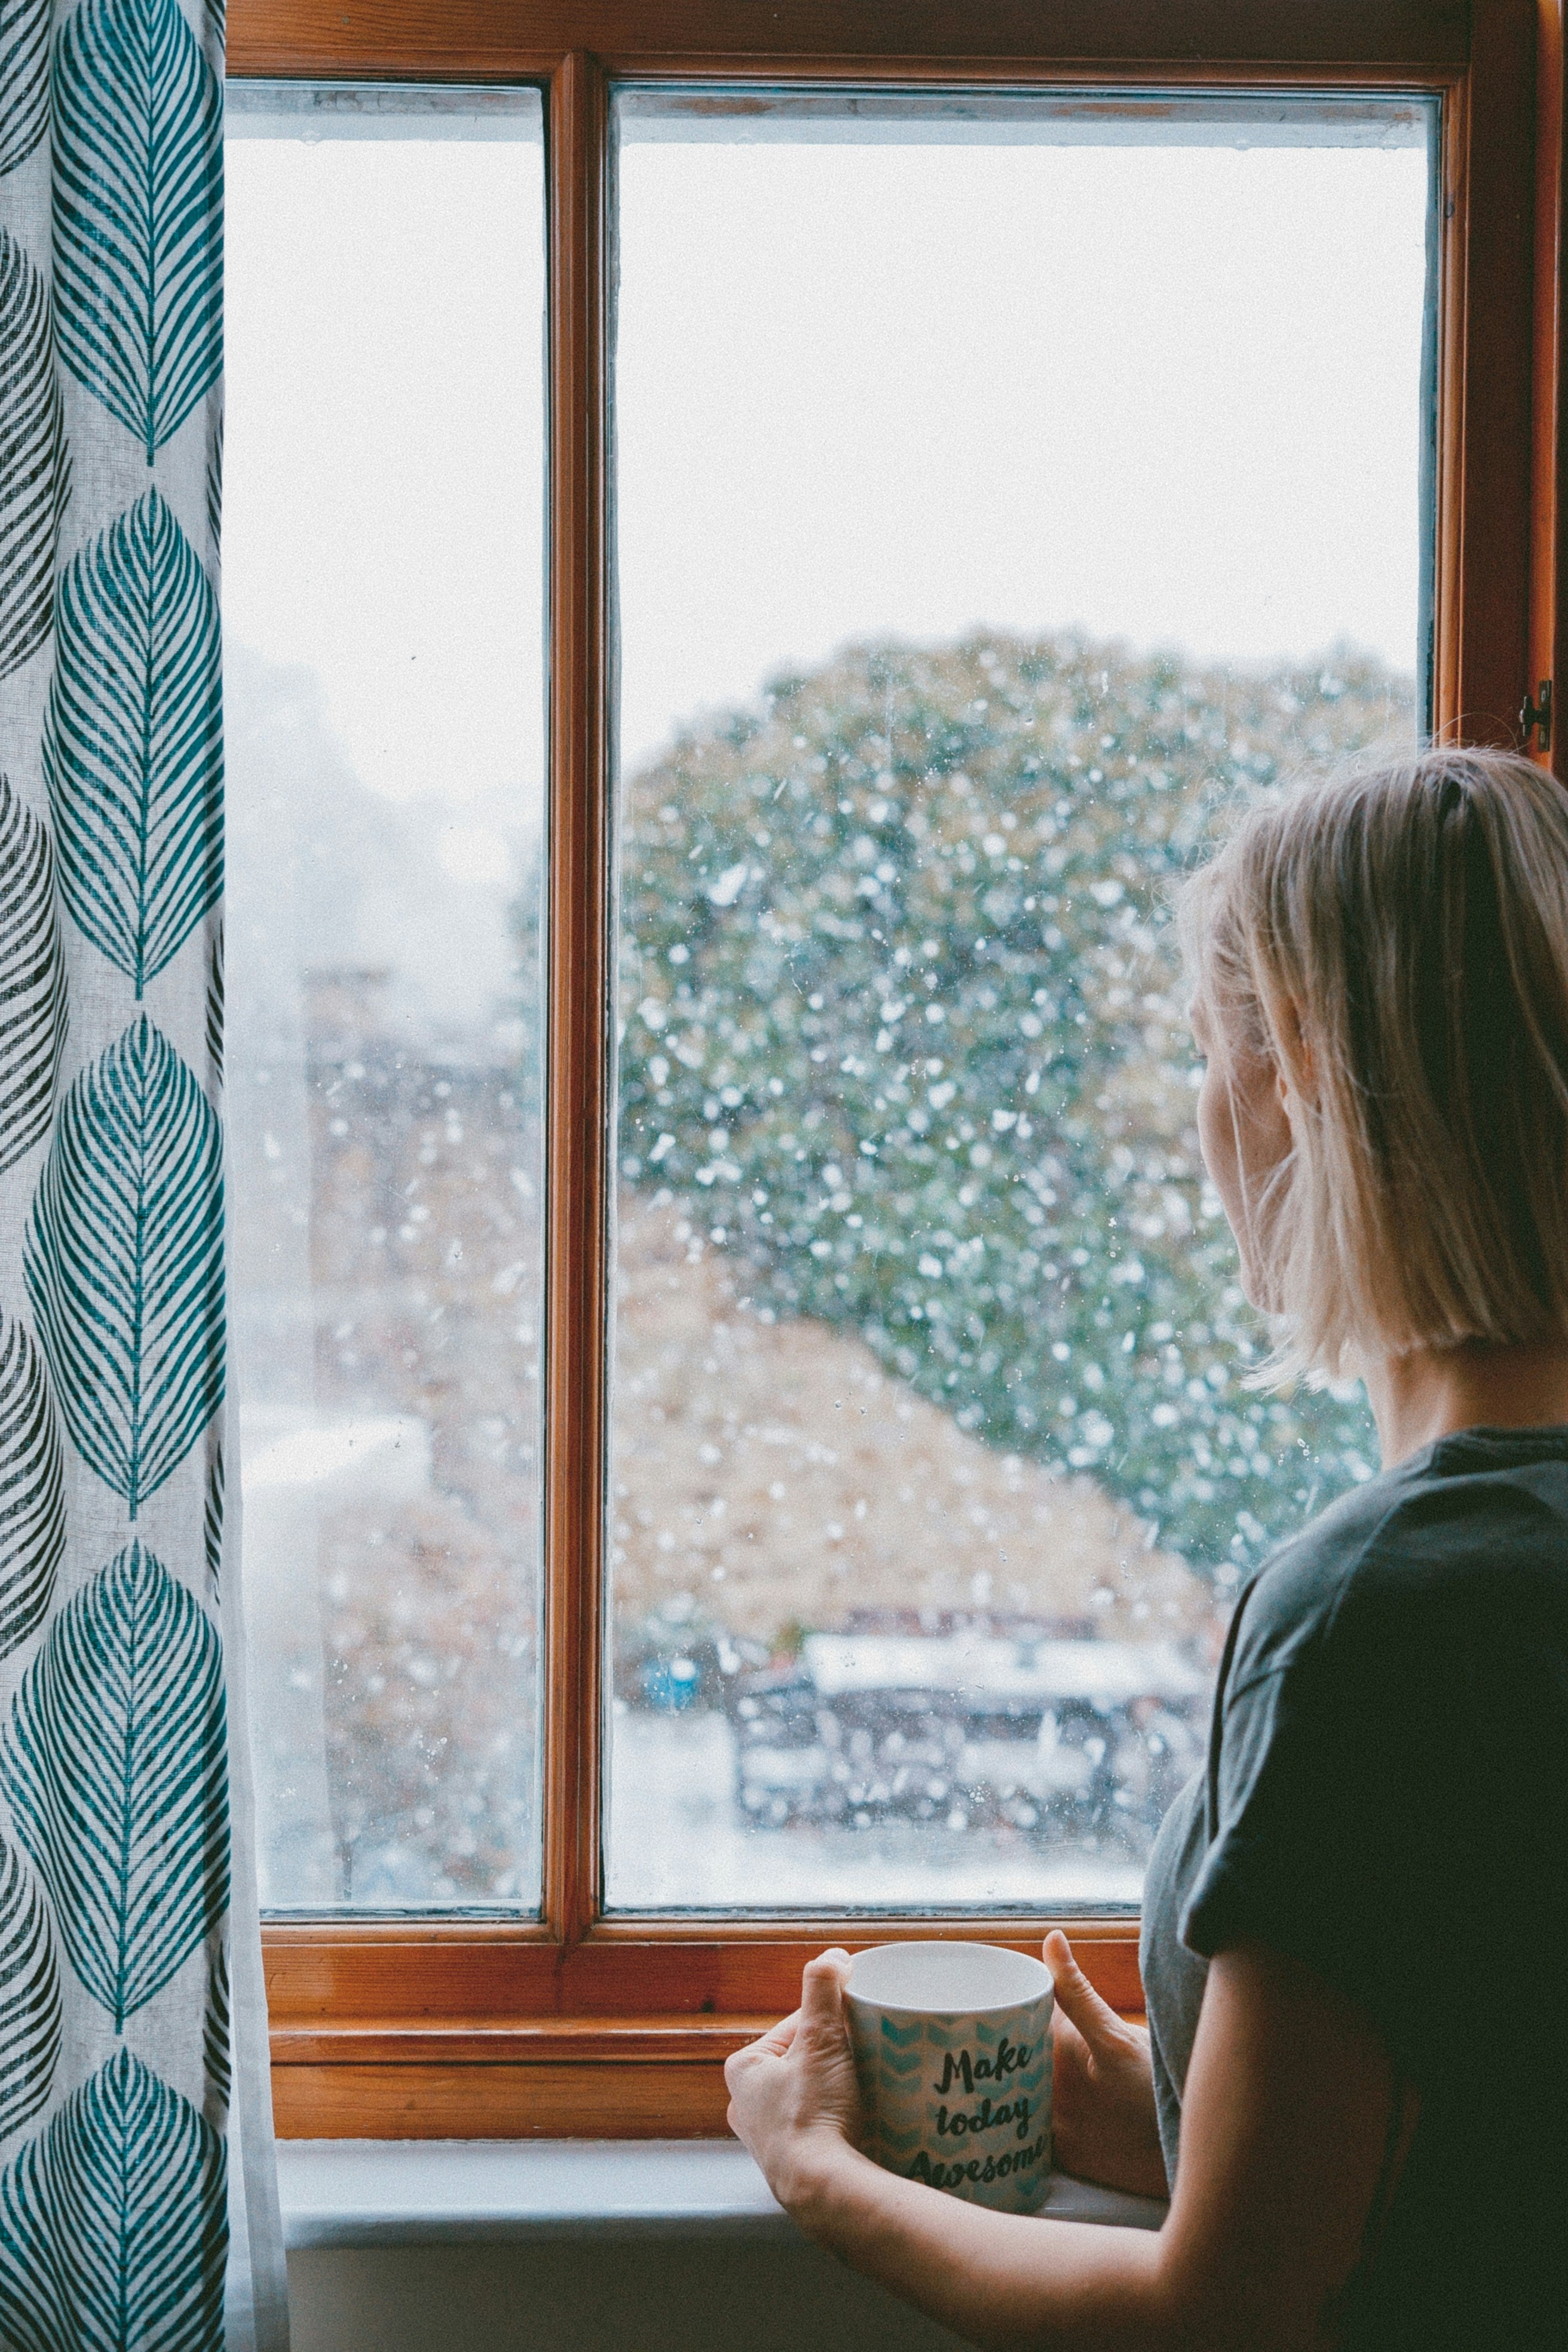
1232,1431,1568,1694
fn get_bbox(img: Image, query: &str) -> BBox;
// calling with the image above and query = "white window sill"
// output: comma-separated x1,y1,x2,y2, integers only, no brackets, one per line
278,2141,1168,2250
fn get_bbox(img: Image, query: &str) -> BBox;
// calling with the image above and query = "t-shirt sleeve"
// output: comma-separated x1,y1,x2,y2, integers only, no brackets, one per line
1178,1643,1394,2013
1180,1490,1561,2065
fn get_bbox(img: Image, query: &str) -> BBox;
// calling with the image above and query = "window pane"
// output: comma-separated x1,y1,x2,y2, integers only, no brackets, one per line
607,91,1434,1910
225,87,546,1910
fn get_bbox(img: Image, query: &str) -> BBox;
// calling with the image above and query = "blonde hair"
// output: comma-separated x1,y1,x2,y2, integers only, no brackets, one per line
1180,746,1568,1379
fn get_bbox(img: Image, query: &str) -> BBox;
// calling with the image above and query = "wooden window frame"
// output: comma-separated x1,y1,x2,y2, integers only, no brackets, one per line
229,0,1560,2139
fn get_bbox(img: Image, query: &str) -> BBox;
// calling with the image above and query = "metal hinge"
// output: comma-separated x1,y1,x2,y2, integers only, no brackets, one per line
1521,678,1553,752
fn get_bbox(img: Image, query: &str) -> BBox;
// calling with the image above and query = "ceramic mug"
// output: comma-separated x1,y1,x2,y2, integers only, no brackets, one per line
844,1941,1054,2215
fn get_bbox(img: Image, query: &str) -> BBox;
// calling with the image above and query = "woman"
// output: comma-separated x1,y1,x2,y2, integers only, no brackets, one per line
726,746,1568,2351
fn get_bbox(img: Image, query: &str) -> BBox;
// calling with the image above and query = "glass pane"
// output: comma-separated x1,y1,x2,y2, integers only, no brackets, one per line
225,87,546,1909
607,91,1434,1910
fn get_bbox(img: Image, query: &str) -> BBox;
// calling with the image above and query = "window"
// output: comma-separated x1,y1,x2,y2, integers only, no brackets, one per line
607,87,1430,1912
231,0,1551,2137
226,87,547,1912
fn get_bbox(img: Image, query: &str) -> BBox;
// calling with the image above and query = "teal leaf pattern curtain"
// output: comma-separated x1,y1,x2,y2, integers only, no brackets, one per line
51,0,222,465
0,1,287,2343
0,225,70,682
0,780,68,1177
26,1016,226,1517
0,1315,64,1657
46,489,223,998
2,1541,228,2031
0,1830,60,2143
0,2048,226,2351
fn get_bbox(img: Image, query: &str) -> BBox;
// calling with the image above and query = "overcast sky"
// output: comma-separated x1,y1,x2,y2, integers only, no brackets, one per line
225,97,1430,897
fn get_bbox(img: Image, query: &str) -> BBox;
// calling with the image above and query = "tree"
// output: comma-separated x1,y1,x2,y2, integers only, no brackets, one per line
609,630,1409,1587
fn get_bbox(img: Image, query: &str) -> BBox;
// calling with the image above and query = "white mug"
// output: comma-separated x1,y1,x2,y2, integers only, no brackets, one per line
844,1941,1054,2215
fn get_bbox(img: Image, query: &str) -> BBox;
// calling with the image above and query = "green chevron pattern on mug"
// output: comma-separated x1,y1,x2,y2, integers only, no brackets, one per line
845,1942,1054,2216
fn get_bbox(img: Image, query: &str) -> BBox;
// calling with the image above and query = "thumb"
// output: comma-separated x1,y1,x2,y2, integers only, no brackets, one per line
799,1947,852,2041
1044,1931,1124,2050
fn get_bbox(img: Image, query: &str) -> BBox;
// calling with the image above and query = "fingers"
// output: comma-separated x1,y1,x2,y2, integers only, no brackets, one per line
724,1950,852,2103
799,1947,852,2039
1044,1931,1125,2049
1051,2000,1089,2059
724,2008,800,2094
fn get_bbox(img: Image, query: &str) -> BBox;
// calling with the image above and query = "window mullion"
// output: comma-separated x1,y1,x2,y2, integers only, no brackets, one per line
1531,0,1568,777
543,46,613,1950
1439,0,1536,740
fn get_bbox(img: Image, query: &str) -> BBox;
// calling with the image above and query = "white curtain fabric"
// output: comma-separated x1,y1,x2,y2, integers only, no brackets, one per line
0,0,288,2341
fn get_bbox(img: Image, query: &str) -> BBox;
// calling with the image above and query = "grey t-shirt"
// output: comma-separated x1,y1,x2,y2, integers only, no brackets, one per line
1140,1426,1568,2351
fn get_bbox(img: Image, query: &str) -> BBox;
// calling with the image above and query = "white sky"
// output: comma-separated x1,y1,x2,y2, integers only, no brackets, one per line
224,113,546,890
224,103,1430,877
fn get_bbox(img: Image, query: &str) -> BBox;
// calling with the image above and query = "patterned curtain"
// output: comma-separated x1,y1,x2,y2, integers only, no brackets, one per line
0,0,287,2342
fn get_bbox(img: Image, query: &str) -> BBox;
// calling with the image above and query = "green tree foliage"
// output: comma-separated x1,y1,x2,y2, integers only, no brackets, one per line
610,632,1410,1587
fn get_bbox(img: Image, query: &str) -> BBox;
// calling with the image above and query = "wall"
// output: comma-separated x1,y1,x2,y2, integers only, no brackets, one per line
287,2239,970,2352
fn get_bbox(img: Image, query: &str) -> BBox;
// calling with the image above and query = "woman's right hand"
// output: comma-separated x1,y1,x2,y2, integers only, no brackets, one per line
1045,1931,1170,2201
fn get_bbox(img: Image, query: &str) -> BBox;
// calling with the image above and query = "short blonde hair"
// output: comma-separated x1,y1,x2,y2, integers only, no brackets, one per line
1180,746,1568,1378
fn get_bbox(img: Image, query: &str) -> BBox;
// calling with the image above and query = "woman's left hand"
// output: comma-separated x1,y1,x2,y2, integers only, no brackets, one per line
724,1948,865,2212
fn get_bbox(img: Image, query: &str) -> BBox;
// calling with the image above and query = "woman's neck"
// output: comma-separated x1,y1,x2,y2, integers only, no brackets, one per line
1364,1340,1568,1469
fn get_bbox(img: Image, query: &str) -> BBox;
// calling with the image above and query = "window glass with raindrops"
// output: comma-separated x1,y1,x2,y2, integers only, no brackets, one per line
223,78,1437,1919
224,86,546,1909
604,88,1435,1909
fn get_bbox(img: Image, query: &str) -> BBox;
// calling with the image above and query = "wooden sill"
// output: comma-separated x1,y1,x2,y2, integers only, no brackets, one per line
271,2016,769,2067
270,2016,762,2137
265,1918,1143,2136
271,2060,737,2137
262,1918,1144,2014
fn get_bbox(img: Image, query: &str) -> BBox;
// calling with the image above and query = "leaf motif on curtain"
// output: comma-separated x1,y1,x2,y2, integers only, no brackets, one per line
1,1541,229,2031
45,488,223,998
201,1936,229,2127
24,1015,224,1517
0,776,67,1178
0,229,71,684
204,405,221,574
0,0,50,178
0,2046,226,2351
204,923,223,1089
0,1316,64,1664
52,0,222,464
1,0,247,2326
203,1443,222,1604
0,1832,60,2143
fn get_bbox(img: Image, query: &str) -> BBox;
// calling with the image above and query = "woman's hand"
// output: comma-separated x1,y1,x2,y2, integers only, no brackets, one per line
724,1948,866,2215
1045,1931,1170,2202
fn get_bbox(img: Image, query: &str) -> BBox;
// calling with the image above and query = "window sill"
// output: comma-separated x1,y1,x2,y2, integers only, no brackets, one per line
277,2140,1168,2250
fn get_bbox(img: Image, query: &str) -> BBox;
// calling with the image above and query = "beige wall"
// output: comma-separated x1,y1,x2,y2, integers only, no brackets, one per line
288,2240,969,2352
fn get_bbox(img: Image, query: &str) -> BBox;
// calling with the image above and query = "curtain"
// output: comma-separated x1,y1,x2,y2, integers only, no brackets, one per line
0,0,288,2342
